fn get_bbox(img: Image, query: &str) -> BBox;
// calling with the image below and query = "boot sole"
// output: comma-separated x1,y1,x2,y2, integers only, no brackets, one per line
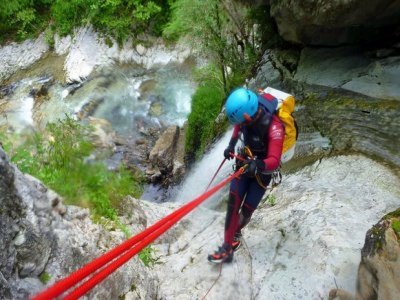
208,255,233,264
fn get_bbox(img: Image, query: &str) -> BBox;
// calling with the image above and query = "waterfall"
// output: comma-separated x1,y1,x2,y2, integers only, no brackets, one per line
171,129,235,208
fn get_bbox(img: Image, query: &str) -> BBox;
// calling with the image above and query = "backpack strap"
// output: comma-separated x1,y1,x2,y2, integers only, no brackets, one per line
258,93,278,114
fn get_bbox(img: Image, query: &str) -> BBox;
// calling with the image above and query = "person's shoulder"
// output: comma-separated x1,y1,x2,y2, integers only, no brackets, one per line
271,114,283,126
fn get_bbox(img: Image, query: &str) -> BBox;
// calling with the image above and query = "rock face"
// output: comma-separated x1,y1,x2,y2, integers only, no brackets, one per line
329,209,400,299
0,34,49,83
0,146,26,299
61,26,191,83
0,147,156,299
270,0,400,46
294,47,400,101
251,47,400,169
0,26,191,84
148,155,400,299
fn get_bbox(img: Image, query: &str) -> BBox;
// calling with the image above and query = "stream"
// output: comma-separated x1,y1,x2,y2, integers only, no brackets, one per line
0,61,195,140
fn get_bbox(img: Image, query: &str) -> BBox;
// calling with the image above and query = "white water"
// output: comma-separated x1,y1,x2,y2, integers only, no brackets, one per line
172,130,234,206
0,63,195,137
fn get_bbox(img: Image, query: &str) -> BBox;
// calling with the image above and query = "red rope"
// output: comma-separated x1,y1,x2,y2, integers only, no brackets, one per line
33,168,243,300
205,158,226,191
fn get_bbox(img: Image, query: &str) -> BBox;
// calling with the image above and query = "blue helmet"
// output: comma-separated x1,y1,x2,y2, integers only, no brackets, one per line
225,88,258,124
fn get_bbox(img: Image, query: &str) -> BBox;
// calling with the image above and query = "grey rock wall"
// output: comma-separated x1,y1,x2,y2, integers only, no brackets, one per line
270,0,400,46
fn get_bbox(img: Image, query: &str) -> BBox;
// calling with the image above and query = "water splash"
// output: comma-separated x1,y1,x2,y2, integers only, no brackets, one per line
171,130,234,207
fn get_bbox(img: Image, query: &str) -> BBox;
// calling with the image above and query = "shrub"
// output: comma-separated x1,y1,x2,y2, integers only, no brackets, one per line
138,246,159,267
4,116,143,221
185,74,226,160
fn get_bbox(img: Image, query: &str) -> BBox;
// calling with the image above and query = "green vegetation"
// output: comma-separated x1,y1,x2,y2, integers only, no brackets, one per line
0,0,173,45
2,116,143,221
185,68,227,159
392,220,400,238
164,0,264,94
39,272,51,284
138,245,159,267
265,193,277,206
0,0,52,43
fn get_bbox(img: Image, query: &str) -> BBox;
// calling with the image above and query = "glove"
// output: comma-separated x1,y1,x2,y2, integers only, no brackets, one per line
244,159,265,177
224,147,234,160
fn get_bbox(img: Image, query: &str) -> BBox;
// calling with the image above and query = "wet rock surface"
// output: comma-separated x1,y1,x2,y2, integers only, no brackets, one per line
270,0,400,46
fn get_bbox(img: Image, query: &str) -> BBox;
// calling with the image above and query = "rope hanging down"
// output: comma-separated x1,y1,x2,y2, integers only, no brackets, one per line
33,166,244,300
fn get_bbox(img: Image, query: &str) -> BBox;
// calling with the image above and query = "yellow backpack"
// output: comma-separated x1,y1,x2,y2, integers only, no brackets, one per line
259,87,298,163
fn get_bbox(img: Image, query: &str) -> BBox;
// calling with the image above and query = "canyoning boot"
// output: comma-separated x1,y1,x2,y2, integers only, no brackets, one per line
208,243,233,264
232,232,242,252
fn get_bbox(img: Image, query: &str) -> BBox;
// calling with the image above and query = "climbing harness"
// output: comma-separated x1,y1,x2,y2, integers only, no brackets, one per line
271,167,282,187
230,146,271,190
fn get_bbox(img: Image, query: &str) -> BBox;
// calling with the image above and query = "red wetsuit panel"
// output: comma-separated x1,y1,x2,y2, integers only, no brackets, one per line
263,115,284,171
231,124,240,140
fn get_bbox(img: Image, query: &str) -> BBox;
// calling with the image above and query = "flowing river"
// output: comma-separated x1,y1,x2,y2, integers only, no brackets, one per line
0,60,195,139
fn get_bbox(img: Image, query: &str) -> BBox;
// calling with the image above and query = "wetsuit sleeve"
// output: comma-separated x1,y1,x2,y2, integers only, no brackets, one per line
228,125,241,148
262,115,284,171
231,125,240,140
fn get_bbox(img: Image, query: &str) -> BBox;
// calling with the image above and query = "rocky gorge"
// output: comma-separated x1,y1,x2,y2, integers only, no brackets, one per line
1,0,400,299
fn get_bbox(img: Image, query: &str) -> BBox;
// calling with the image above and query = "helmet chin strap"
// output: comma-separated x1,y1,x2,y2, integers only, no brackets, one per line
243,113,253,123
242,108,262,125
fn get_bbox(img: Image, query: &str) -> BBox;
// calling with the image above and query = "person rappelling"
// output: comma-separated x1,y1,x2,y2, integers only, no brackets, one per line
208,87,285,263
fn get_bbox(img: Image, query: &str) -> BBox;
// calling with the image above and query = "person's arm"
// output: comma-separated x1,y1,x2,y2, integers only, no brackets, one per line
262,115,284,171
224,125,240,159
228,125,240,148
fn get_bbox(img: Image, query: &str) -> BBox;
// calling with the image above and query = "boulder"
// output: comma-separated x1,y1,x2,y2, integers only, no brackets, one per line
148,125,186,185
0,34,49,83
329,209,400,299
88,116,117,152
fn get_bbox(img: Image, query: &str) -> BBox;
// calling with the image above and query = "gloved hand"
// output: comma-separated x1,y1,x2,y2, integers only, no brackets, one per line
244,159,265,177
224,147,234,160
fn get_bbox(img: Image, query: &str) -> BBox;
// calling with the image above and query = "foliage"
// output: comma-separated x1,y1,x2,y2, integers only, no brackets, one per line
0,0,52,43
164,0,263,93
185,67,227,160
392,220,400,238
265,193,277,206
138,245,159,267
4,116,143,220
0,0,172,45
39,272,51,284
51,0,162,44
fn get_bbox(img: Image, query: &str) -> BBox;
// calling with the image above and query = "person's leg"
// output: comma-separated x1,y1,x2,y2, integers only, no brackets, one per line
224,176,249,246
208,176,249,263
236,177,270,233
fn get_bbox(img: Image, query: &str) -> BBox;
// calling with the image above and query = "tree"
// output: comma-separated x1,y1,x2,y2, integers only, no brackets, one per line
164,0,262,98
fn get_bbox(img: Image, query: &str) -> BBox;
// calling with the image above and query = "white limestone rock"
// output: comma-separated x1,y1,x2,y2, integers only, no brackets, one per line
146,155,400,299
